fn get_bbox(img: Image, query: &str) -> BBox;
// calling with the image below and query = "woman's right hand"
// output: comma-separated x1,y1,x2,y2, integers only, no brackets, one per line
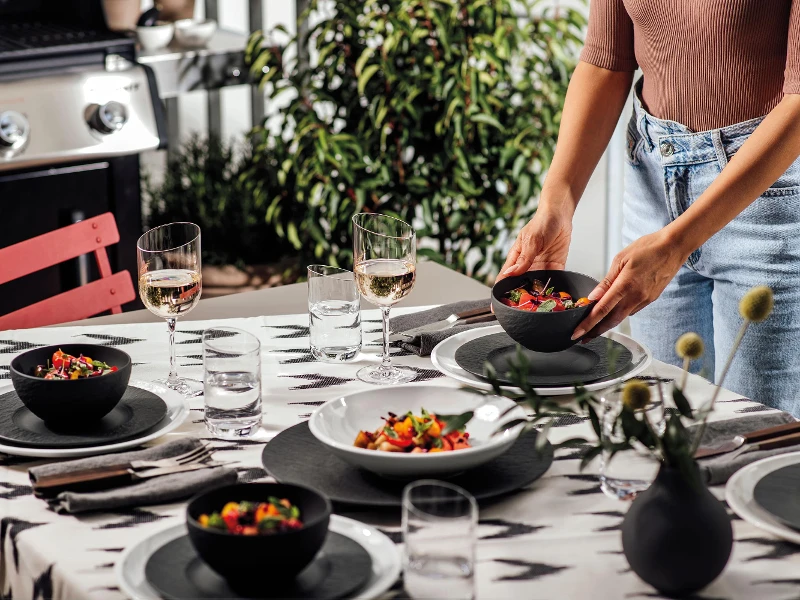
496,205,574,282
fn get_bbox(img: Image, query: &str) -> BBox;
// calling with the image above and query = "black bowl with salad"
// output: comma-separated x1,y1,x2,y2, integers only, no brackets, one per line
10,344,132,425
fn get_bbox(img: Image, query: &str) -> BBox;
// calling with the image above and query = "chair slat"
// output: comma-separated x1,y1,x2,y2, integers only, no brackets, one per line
0,271,135,330
0,213,121,286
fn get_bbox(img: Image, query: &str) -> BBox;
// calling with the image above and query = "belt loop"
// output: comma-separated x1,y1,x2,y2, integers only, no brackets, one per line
711,129,728,169
638,110,654,152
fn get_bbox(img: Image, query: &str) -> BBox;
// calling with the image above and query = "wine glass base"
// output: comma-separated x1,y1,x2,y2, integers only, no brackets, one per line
356,365,417,385
155,377,203,398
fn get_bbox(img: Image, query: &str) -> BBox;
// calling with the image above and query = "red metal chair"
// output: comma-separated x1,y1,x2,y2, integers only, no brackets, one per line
0,212,136,330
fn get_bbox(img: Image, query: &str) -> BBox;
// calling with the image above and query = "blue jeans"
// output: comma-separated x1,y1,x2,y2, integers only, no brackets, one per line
624,81,800,414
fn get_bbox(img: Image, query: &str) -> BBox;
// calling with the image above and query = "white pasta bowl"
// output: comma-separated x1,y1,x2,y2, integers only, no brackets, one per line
308,386,526,477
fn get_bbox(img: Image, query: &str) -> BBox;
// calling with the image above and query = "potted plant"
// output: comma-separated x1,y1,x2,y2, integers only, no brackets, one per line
442,285,775,596
244,0,586,280
144,135,298,297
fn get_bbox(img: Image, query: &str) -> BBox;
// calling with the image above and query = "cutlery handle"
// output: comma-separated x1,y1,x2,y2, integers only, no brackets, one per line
32,465,134,498
455,306,492,320
462,314,497,325
744,420,800,443
754,431,800,452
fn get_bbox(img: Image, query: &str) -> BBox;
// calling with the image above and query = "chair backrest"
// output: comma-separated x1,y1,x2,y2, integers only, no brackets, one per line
0,212,136,330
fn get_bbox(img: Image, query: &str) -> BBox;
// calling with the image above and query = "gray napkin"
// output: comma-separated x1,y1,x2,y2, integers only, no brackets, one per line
28,438,238,514
694,411,798,486
390,299,493,356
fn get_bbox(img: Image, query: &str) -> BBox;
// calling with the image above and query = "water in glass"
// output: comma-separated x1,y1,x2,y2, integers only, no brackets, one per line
307,265,361,362
203,328,262,439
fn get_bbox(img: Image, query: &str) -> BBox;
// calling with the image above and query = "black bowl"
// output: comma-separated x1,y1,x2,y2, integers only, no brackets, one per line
491,270,599,353
10,344,132,426
186,482,332,582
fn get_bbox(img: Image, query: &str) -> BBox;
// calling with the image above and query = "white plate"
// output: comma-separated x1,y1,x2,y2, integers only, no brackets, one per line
309,386,526,477
431,325,652,395
726,452,800,545
0,380,188,458
116,514,401,600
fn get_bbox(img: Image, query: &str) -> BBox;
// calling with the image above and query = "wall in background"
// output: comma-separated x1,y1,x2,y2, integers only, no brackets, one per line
140,0,627,282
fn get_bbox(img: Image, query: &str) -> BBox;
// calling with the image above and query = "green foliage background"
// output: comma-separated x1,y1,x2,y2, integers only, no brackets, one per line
246,0,585,280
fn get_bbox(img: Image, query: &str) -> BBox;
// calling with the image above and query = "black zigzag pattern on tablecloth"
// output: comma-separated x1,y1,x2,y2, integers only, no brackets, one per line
80,334,145,346
0,366,8,380
179,353,203,367
0,482,32,499
740,537,800,561
409,367,444,382
492,558,568,581
95,508,169,530
626,593,728,600
288,400,326,406
585,510,625,532
201,438,265,452
0,454,38,467
736,405,775,414
272,348,317,365
237,467,269,483
32,564,54,600
550,414,588,428
479,519,546,540
281,373,354,390
263,324,310,339
1,517,45,569
562,474,603,496
554,443,593,462
0,340,43,354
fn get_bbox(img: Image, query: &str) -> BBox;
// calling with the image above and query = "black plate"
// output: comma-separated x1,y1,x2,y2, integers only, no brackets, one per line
752,464,800,531
145,532,372,600
0,387,168,449
454,332,632,387
262,422,553,508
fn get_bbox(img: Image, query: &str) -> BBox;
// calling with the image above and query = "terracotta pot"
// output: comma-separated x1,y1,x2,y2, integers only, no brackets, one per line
621,463,733,596
156,0,197,22
102,0,141,32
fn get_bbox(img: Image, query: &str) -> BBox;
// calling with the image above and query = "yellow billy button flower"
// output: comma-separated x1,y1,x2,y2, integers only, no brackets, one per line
622,380,651,411
739,286,774,323
675,332,704,360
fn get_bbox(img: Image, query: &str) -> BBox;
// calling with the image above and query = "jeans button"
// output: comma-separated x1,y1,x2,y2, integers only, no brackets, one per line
660,141,674,157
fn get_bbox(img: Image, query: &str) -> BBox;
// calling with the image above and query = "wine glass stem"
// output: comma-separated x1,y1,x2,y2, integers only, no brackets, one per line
167,317,179,386
380,306,392,369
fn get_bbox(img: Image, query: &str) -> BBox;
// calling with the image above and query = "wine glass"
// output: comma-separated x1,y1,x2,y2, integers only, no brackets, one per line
137,222,203,396
352,213,416,385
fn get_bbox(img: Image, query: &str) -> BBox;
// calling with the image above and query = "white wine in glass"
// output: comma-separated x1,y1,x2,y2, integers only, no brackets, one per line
352,213,417,385
137,223,202,396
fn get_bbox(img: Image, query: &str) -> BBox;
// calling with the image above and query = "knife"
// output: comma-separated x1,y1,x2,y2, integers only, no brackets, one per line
694,420,800,459
389,307,495,342
32,462,226,498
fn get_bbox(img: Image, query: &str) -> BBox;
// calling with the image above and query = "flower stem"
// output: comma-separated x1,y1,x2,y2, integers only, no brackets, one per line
680,357,689,390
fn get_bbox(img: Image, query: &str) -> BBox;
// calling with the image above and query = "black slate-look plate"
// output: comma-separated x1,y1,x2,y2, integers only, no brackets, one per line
262,422,553,508
752,464,800,531
145,532,372,600
454,332,632,387
0,387,168,449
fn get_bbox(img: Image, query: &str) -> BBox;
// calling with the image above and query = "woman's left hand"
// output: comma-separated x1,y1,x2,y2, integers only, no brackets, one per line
571,229,690,341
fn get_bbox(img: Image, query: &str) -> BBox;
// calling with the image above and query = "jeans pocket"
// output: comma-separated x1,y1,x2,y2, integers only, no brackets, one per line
625,120,643,166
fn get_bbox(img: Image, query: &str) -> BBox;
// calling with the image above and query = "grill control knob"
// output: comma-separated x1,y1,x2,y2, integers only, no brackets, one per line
89,102,128,134
0,111,29,149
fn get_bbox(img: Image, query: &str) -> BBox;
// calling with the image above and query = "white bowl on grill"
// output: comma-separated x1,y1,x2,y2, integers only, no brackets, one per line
308,386,526,477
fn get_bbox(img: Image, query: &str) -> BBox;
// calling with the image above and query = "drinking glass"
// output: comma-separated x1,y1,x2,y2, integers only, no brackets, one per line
599,378,671,500
307,265,361,362
137,222,202,396
402,480,477,600
352,213,416,385
203,327,262,439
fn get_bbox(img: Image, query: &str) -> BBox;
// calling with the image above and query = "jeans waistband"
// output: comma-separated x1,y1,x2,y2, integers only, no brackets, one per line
632,77,765,166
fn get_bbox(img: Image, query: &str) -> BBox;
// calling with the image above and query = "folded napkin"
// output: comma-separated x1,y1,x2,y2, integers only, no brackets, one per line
390,299,493,356
28,438,238,514
694,411,797,486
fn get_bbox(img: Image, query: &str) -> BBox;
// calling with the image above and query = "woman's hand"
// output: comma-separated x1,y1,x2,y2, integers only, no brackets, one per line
496,206,574,282
572,229,691,341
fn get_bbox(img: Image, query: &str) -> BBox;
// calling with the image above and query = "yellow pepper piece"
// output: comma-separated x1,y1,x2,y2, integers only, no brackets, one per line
198,514,209,526
393,417,413,437
70,371,80,380
428,420,441,438
429,448,444,453
221,502,239,518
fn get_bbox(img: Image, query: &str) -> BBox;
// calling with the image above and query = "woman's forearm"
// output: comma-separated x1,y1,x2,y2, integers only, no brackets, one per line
540,61,634,215
666,95,800,254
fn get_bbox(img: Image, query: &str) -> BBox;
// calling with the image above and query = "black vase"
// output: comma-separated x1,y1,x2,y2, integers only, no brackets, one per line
621,463,732,597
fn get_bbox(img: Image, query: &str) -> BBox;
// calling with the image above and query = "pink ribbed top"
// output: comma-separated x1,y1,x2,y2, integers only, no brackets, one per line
580,0,800,132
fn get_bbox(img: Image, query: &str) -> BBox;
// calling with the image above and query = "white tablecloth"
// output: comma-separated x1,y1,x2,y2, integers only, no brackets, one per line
0,309,798,600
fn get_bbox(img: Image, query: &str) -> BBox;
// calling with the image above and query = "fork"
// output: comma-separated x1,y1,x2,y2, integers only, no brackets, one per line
128,443,213,470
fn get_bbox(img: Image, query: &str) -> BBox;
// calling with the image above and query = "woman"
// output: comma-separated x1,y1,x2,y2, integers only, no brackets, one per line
499,1,800,412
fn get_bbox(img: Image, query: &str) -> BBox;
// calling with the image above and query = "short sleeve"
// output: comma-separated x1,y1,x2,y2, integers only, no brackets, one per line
785,0,800,93
579,0,638,72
